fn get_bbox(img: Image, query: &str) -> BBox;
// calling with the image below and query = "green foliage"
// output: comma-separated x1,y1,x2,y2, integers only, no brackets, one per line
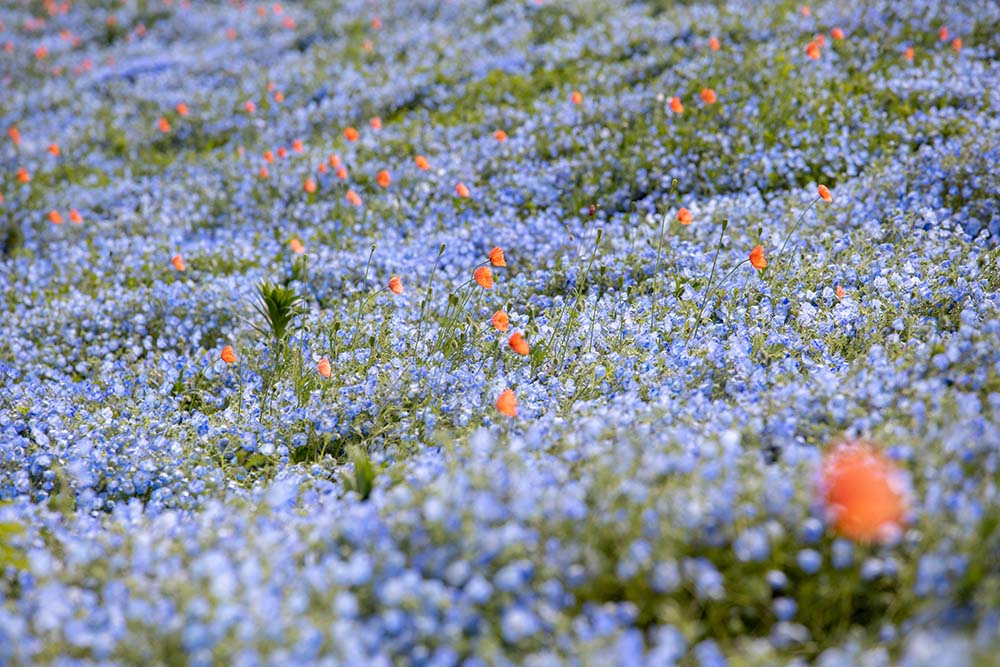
0,513,27,571
342,445,377,500
252,281,305,345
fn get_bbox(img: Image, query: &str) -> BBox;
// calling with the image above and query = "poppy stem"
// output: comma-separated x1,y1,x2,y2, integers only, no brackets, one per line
689,258,749,342
650,179,679,335
350,244,377,348
772,195,820,275
420,243,447,321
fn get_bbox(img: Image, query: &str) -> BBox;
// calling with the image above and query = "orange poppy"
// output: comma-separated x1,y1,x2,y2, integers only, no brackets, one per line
158,117,171,133
318,163,328,174
289,238,305,254
489,247,506,267
818,184,832,202
346,189,362,206
494,129,508,142
456,182,471,198
938,26,949,42
34,46,48,60
329,154,342,168
822,442,906,543
363,39,374,53
474,266,494,289
806,41,821,60
508,331,530,355
264,150,274,164
700,88,717,105
278,147,287,159
243,101,256,114
176,102,189,116
371,17,382,30
388,276,403,295
317,357,332,378
225,27,237,40
831,27,845,40
172,254,185,271
669,96,683,114
377,169,391,189
16,167,30,183
496,389,517,417
835,284,845,301
69,208,82,224
800,5,810,16
492,310,509,332
272,3,283,14
49,210,63,224
904,46,914,62
336,166,348,180
709,36,720,51
952,38,962,52
344,126,359,142
282,16,295,29
814,33,826,47
292,139,304,153
221,345,236,364
370,116,382,130
749,245,767,270
8,126,21,146
48,143,60,156
677,207,693,225
303,178,316,193
259,166,270,179
273,91,285,103
415,155,430,170
571,90,583,105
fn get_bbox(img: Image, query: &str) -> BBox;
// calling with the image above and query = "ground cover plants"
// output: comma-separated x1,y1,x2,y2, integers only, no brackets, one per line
1,0,999,665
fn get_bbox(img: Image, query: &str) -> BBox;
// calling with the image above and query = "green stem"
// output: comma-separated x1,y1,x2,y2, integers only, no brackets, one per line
689,258,749,342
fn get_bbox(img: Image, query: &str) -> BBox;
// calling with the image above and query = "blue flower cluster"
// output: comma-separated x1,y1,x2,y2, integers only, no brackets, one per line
1,0,999,664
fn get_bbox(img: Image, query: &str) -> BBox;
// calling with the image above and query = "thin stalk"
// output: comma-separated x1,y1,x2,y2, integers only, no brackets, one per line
689,258,750,342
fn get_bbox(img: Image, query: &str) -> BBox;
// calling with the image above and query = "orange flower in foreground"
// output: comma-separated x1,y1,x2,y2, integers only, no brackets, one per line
172,254,185,271
749,245,767,270
176,102,189,116
806,41,821,60
831,27,845,40
835,284,845,301
700,88,717,105
415,155,430,170
677,207,693,225
494,129,508,142
952,38,962,52
370,116,382,130
709,36,720,51
344,126,359,142
289,238,306,254
346,189,362,206
376,169,391,189
49,210,63,224
303,178,316,194
491,310,509,332
818,184,832,202
489,246,506,267
455,182,470,199
822,442,906,543
904,46,915,62
474,266,494,289
669,96,684,114
317,357,332,378
508,331,530,355
16,168,30,183
388,275,403,295
69,209,82,224
48,143,60,156
496,389,517,417
221,345,236,364
571,90,583,105
158,117,171,133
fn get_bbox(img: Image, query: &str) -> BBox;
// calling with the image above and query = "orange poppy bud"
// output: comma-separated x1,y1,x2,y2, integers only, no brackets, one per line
346,189,362,206
49,210,63,224
749,245,767,270
455,182,470,198
818,184,832,202
317,357,332,378
806,41,821,60
491,310,509,332
69,208,82,224
904,46,914,62
831,27,845,40
938,26,949,42
172,254,185,271
221,345,236,364
489,247,506,267
700,88,717,105
669,96,683,114
496,389,517,417
494,129,508,142
388,275,403,295
821,442,906,543
243,100,256,114
508,331,530,355
952,37,962,52
376,169,391,189
158,117,171,133
570,90,583,105
16,167,30,183
835,284,845,300
289,238,305,254
709,36,720,51
303,178,316,193
370,116,382,130
176,102,189,116
677,207,693,225
48,143,60,156
474,266,493,289
415,155,430,170
344,126,359,142
292,139,303,153
336,166,348,180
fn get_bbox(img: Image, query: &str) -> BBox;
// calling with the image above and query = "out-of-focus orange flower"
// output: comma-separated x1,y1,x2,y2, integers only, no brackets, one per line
800,5,811,16
904,46,915,62
388,275,403,295
176,102,189,116
709,36,720,51
344,126,359,142
346,189,362,206
303,178,316,193
749,245,767,270
370,116,382,130
16,167,30,183
814,33,826,47
282,16,295,29
835,284,845,300
415,155,430,170
329,154,342,168
318,163,327,174
818,184,832,202
34,45,48,59
264,150,274,164
158,117,171,133
938,26,949,42
821,441,906,543
289,238,305,254
8,126,21,146
371,17,382,30
69,208,82,224
952,37,962,52
259,166,270,179
225,27,237,40
221,345,236,363
292,139,303,153
474,266,494,289
243,100,256,114
317,357,332,378
571,90,583,105
700,88,717,105
278,146,287,159
508,331,530,355
336,166,348,180
172,254,185,271
496,389,517,416
49,210,63,224
489,247,506,267
491,310,509,331
456,182,470,198
494,129,508,142
669,96,683,114
377,169,391,189
831,27,845,40
806,41,821,60
273,91,284,103
677,207,693,225
48,143,60,156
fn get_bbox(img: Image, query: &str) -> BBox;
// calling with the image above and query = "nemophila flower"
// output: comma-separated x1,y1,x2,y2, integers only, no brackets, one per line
414,155,430,170
388,276,403,295
16,167,30,183
172,254,185,271
49,210,63,224
370,117,382,130
474,267,493,289
317,357,332,378
220,346,236,364
749,245,767,270
831,27,845,40
69,209,82,224
709,36,720,51
176,102,189,116
489,247,506,267
158,117,171,133
496,389,517,416
346,189,362,206
571,90,583,105
48,143,60,156
292,139,304,153
677,208,693,225
818,184,832,202
700,88,717,104
508,331,530,355
456,182,470,198
669,96,684,113
344,127,359,142
289,239,305,255
303,178,316,193
821,442,907,543
492,310,509,331
494,129,508,142
376,170,391,189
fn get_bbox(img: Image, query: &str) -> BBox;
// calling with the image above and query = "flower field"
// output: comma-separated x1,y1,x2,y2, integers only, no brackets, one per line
2,0,999,665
